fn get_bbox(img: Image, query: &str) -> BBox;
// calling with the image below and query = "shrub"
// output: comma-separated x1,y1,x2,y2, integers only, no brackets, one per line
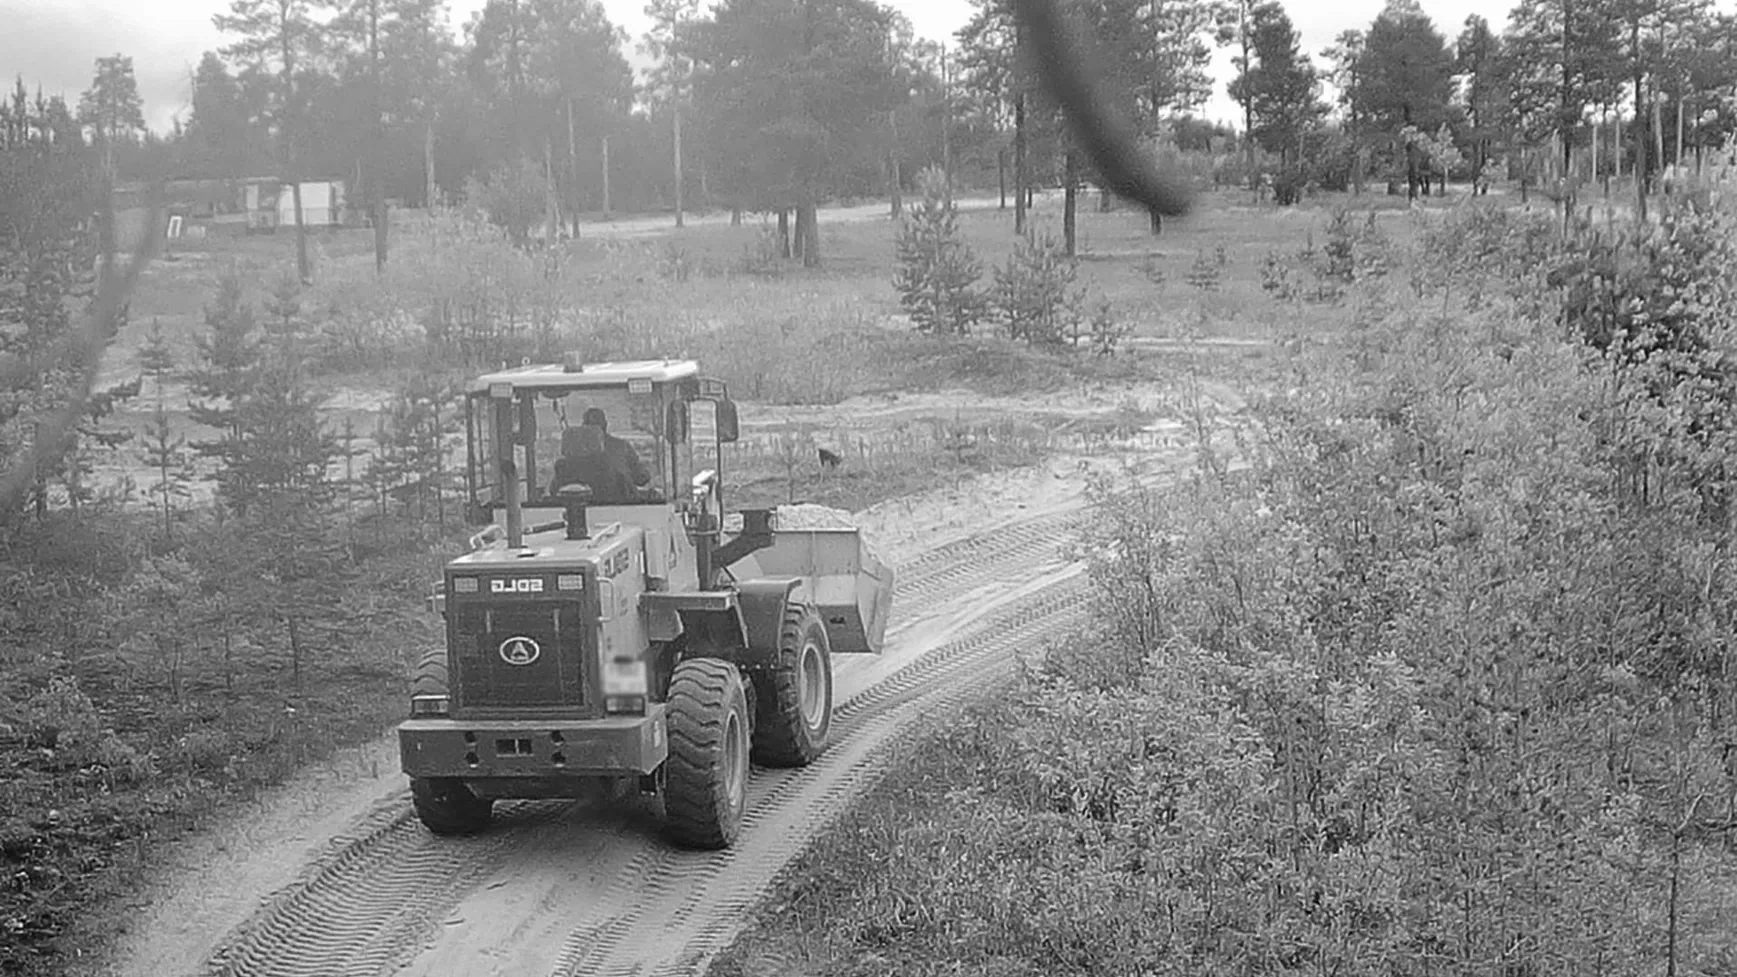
893,167,987,335
465,157,550,249
990,226,1084,347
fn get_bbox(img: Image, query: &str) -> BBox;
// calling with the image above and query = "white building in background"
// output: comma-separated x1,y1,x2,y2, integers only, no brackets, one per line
243,179,348,232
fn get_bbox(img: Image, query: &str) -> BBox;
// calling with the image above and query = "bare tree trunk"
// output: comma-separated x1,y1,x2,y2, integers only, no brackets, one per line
1653,93,1665,187
369,0,387,274
997,147,1007,209
291,181,310,283
777,208,790,258
601,135,611,221
1674,91,1685,179
424,113,438,209
1593,117,1601,195
543,139,559,242
940,44,953,208
566,98,578,220
888,109,902,217
1014,91,1027,235
798,203,819,268
1634,45,1648,221
673,102,684,228
1063,149,1078,256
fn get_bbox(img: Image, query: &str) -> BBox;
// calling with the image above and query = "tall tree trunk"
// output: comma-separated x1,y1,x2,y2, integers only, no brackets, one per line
291,181,310,283
1241,2,1255,189
1593,118,1601,195
1560,0,1573,181
601,135,611,220
798,203,819,268
673,101,684,228
1604,111,1618,181
544,138,558,242
566,98,578,218
424,112,438,209
1675,93,1685,176
1014,91,1027,235
370,0,387,274
777,208,790,258
282,15,310,284
940,44,952,208
1063,149,1078,257
888,109,902,217
997,147,1007,209
1634,41,1648,221
1653,93,1665,185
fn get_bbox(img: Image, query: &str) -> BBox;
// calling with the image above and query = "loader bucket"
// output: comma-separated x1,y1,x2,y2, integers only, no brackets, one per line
751,528,894,654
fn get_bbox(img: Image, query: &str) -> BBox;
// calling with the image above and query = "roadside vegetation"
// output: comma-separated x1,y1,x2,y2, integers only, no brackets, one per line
712,200,1737,977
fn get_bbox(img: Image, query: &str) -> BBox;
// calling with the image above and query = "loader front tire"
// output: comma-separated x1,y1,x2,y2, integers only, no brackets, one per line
751,604,833,768
663,657,751,850
411,777,493,836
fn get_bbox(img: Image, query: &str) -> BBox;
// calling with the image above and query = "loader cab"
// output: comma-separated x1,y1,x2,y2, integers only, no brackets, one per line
461,358,740,546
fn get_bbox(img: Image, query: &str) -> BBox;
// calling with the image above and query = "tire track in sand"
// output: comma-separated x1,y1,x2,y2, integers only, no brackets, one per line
200,509,1084,977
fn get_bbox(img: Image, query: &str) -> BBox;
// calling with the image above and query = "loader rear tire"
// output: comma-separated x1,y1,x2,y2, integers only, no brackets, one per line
751,604,833,768
662,657,750,850
411,649,448,697
411,777,493,836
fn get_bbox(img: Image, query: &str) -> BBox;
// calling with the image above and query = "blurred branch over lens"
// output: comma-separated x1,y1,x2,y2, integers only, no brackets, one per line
0,184,164,516
1010,0,1194,220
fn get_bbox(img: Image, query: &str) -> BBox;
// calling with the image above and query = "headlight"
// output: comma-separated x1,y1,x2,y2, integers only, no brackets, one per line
603,655,648,696
604,695,647,715
409,694,450,717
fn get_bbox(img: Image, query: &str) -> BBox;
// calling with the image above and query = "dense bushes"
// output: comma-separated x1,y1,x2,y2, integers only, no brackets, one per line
719,202,1737,977
1060,202,1737,973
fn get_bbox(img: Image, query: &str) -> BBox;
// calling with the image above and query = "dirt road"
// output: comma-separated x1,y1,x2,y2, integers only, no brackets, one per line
106,447,1181,977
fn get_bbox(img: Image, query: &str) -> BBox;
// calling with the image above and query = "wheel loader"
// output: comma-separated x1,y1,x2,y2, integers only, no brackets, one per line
396,357,895,849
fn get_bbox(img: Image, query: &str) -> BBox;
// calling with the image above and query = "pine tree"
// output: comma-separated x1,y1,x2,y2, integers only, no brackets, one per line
893,166,986,335
139,403,196,543
137,316,176,401
991,226,1084,347
186,272,262,454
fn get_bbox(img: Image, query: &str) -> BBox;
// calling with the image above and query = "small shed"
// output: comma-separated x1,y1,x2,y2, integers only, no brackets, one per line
275,180,344,227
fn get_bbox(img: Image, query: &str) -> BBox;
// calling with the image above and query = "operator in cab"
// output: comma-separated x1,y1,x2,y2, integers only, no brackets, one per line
551,407,652,504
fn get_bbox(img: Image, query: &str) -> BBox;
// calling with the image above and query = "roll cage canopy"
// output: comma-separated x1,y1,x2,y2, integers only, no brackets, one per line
462,359,739,530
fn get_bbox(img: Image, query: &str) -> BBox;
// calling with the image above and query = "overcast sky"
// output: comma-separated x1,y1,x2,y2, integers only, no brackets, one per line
4,0,1523,133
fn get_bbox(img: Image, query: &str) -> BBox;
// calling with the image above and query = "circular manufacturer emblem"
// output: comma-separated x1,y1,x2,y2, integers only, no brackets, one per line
498,636,542,666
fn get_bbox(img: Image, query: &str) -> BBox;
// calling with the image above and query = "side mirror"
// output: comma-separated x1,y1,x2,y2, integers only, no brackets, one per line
716,399,739,443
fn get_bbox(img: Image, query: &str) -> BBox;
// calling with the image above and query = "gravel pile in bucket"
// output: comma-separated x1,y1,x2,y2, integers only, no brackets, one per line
772,503,860,530
717,504,888,570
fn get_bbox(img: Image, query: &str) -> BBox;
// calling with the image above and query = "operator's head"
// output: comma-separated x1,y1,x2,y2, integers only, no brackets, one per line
581,407,608,431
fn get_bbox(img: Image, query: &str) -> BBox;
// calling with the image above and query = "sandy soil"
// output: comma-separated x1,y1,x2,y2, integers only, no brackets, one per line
103,433,1187,977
